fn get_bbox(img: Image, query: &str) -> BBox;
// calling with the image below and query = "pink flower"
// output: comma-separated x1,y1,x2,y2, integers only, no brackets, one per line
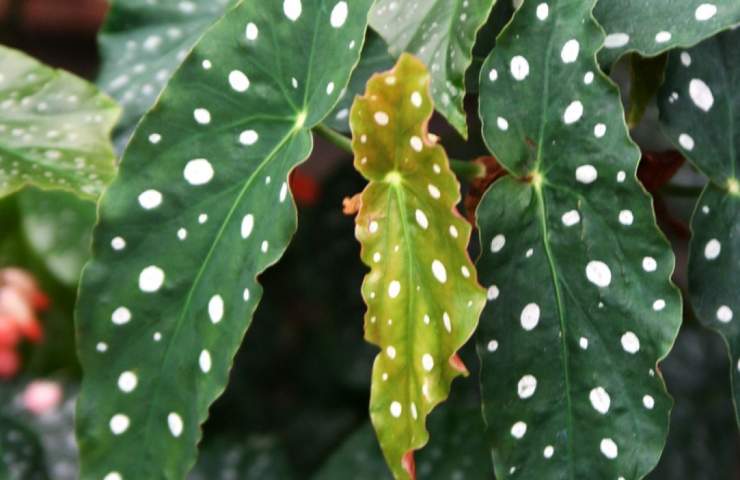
22,380,63,416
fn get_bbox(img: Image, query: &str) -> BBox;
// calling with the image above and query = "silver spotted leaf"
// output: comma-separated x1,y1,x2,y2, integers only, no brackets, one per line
476,0,682,477
325,31,395,133
98,0,233,142
0,46,119,199
595,0,740,65
657,28,740,424
75,1,373,478
369,0,497,138
350,54,486,479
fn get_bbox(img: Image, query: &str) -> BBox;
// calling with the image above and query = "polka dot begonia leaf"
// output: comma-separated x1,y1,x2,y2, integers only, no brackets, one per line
369,0,497,139
476,0,682,478
325,31,395,133
594,0,740,66
658,28,740,424
97,0,234,143
0,46,120,199
74,1,373,479
350,54,486,480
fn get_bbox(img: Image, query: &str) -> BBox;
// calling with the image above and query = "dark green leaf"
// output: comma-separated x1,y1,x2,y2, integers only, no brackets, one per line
350,54,486,479
369,0,497,138
97,0,233,142
325,31,395,133
595,0,740,65
75,1,373,479
0,46,119,199
657,28,740,424
627,53,667,129
476,1,682,477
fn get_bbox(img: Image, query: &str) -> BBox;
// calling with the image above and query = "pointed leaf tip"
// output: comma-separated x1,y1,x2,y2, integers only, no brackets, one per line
402,451,416,480
351,53,486,480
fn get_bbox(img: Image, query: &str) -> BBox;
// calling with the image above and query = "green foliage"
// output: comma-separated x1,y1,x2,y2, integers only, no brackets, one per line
0,414,48,480
325,31,395,133
627,53,667,129
189,436,294,480
475,0,682,478
350,54,486,479
74,1,373,479
18,189,96,286
97,0,233,142
0,46,119,199
595,0,740,65
657,28,740,424
369,0,496,138
315,404,492,480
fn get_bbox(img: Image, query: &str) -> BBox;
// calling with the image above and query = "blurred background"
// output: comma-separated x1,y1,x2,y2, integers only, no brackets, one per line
0,0,738,479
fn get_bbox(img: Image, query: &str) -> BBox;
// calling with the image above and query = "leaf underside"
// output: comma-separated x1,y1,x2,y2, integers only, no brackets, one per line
0,46,119,199
594,0,740,65
369,0,497,138
97,0,233,143
476,1,681,478
75,1,372,479
657,28,740,424
350,54,486,480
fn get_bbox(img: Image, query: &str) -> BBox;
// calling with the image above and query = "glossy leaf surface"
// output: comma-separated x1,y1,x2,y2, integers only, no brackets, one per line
476,1,682,477
351,54,486,479
75,1,373,478
595,0,740,65
657,28,740,423
0,46,119,199
98,0,232,141
369,0,496,138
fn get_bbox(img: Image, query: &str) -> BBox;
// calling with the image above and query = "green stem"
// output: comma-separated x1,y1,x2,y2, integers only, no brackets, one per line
450,159,486,181
314,124,352,153
313,124,486,182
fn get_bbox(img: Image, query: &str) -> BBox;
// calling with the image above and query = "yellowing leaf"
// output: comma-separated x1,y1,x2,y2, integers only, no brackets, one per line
350,54,486,480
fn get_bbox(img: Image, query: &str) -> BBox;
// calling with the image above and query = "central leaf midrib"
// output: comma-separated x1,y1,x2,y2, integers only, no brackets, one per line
391,182,422,443
529,13,576,477
535,183,576,478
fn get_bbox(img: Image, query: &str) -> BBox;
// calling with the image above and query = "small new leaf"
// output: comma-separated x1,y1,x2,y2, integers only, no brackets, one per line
350,54,486,480
369,0,497,138
658,28,740,424
0,46,119,199
476,0,682,477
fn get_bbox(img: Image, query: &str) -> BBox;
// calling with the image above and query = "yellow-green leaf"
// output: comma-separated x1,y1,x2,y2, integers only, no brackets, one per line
350,53,486,480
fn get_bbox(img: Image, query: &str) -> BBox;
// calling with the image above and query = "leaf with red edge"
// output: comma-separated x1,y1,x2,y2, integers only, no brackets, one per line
350,53,486,480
